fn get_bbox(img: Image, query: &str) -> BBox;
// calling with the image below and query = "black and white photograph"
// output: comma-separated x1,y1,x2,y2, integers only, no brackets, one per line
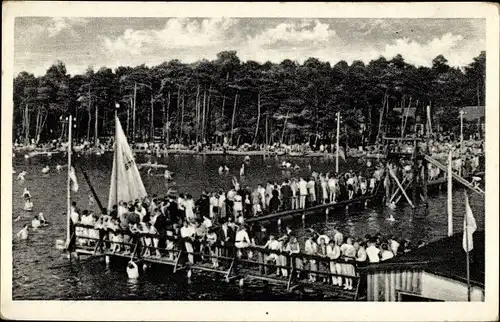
2,2,498,321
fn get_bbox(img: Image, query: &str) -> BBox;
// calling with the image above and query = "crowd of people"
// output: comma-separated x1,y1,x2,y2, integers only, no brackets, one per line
66,170,425,290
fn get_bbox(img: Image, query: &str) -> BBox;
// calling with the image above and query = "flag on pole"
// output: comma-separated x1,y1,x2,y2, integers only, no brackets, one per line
462,192,477,252
69,166,79,192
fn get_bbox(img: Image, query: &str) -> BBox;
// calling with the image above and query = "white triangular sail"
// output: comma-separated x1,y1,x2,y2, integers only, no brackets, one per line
108,116,147,210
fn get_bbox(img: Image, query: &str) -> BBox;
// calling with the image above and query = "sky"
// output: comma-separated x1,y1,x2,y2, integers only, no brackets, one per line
14,17,485,77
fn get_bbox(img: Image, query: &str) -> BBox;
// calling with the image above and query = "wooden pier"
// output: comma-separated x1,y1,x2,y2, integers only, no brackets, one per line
72,224,364,300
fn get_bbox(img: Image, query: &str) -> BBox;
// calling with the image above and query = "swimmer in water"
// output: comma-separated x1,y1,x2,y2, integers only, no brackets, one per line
31,215,41,229
17,224,29,240
147,168,153,176
218,166,224,175
56,164,63,171
164,169,173,180
240,163,245,176
224,165,229,173
38,212,47,225
41,166,50,174
24,198,33,212
17,171,27,181
23,187,31,199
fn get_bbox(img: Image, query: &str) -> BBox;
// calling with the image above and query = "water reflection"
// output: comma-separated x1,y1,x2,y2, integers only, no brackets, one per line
127,278,140,295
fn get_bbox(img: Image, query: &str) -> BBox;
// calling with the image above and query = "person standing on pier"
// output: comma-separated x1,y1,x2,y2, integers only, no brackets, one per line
184,194,196,222
251,188,261,216
320,174,329,204
265,181,274,209
268,189,280,213
154,208,168,255
280,180,292,210
304,235,318,282
177,193,186,221
217,190,226,220
307,177,316,206
218,219,235,258
257,184,266,211
181,220,196,264
209,192,218,221
298,177,308,209
290,178,299,210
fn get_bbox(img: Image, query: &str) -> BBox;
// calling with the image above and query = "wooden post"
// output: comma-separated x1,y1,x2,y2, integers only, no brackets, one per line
412,139,418,209
66,115,73,246
422,106,429,210
133,82,137,142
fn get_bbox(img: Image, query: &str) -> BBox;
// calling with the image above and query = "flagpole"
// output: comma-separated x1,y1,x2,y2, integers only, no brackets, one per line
447,149,453,236
336,112,340,174
115,103,119,209
66,115,73,245
465,191,471,301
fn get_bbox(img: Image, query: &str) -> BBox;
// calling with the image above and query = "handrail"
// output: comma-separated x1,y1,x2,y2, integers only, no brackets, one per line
73,224,360,266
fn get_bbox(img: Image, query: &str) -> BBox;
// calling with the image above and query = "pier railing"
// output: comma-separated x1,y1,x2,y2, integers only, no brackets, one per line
72,224,363,299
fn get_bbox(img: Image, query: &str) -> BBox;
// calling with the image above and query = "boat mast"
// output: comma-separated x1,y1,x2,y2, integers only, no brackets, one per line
115,103,119,208
335,112,340,173
66,115,73,245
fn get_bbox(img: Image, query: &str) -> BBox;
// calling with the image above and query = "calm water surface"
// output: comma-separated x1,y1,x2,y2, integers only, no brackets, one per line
11,153,484,300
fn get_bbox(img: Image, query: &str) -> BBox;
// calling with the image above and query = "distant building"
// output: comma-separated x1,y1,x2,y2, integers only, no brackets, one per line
359,231,484,302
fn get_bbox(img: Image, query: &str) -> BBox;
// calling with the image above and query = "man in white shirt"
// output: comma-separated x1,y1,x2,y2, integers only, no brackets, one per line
298,178,308,209
257,184,266,210
135,203,146,222
366,240,380,263
235,225,251,258
180,220,196,264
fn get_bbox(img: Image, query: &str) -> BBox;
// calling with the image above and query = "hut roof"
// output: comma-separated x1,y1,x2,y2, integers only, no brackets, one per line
359,231,485,287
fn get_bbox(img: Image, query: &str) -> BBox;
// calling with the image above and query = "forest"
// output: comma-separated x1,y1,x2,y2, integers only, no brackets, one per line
13,50,485,147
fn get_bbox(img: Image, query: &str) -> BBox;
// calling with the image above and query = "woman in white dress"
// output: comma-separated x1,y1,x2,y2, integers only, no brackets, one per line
217,190,226,219
304,236,318,282
340,237,356,290
184,194,196,222
320,174,329,204
327,239,342,286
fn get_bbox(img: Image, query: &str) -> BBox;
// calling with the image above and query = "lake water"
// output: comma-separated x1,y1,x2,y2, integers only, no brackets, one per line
11,153,484,300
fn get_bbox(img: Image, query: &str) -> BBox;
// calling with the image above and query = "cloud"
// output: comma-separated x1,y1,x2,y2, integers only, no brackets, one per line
247,20,337,50
379,32,467,67
47,17,89,38
102,18,238,56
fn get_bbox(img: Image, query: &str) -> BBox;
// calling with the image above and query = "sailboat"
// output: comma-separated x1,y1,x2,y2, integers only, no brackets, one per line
108,115,148,210
63,113,147,256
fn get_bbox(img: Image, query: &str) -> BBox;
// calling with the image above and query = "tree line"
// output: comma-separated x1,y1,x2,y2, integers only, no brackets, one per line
13,50,485,147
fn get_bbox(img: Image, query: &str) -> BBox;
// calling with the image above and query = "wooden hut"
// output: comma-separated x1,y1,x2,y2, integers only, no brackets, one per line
358,231,484,301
